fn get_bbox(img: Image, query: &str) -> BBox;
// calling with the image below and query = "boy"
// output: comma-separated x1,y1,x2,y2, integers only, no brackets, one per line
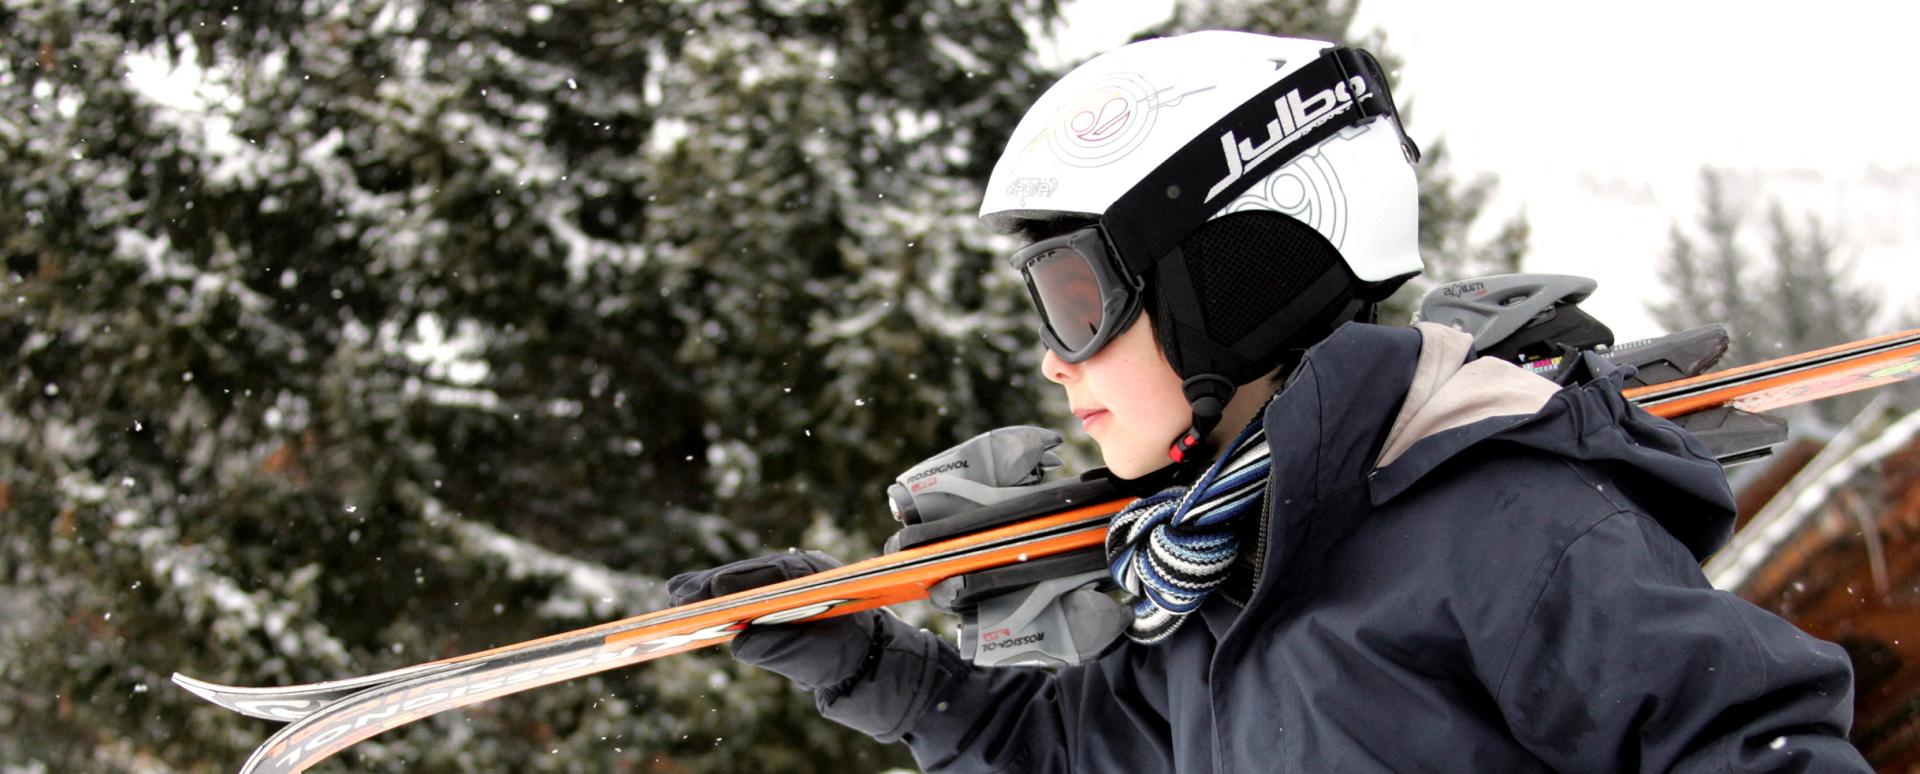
669,31,1868,771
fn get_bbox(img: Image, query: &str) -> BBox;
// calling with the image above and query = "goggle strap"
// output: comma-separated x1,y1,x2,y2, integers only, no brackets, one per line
1104,46,1414,278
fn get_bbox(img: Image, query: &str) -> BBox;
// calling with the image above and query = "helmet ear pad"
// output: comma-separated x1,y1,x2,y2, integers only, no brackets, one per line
1142,211,1374,389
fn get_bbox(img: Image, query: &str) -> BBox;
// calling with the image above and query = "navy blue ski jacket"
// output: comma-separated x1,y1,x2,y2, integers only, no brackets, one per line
824,322,1868,772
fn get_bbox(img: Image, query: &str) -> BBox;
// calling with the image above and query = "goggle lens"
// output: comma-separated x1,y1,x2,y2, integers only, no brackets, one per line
1026,247,1105,353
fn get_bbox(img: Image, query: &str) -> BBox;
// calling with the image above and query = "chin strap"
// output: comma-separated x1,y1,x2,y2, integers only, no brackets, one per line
1168,374,1236,464
1163,294,1373,467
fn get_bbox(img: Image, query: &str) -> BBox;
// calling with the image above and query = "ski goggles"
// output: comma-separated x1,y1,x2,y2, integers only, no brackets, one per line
1008,225,1144,363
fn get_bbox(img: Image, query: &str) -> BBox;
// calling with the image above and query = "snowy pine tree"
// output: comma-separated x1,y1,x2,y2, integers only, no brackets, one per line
1,1,1508,769
1651,168,1885,425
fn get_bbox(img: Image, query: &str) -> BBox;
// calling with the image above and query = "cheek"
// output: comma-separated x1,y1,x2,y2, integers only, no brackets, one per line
1089,358,1190,477
1097,341,1189,436
1113,381,1191,437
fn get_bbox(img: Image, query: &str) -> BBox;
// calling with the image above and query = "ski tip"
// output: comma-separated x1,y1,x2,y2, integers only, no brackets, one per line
172,672,319,722
171,676,221,699
171,672,224,703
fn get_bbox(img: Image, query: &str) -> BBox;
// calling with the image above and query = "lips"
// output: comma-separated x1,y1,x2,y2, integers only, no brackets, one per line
1073,407,1109,432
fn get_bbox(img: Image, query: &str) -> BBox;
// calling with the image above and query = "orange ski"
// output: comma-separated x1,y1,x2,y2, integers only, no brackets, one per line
1628,328,1920,418
197,495,1126,773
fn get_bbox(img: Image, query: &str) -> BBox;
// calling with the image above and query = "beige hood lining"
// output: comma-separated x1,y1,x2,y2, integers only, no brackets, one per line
1374,323,1563,470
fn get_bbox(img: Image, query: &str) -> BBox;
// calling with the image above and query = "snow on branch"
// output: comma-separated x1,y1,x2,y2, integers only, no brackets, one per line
430,499,666,619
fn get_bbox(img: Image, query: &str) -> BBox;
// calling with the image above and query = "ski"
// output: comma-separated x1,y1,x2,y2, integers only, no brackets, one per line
187,493,1125,773
177,326,1920,773
1625,327,1920,415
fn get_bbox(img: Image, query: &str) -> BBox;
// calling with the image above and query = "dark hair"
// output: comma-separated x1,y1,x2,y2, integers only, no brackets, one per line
1008,216,1098,245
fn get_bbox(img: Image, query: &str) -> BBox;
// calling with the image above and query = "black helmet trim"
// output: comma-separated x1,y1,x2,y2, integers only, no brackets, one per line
1101,46,1418,279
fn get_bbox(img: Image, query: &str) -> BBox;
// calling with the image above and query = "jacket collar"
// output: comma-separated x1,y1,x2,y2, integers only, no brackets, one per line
1238,322,1422,605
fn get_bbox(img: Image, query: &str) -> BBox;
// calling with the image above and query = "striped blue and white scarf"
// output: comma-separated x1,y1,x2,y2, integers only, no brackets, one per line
1104,417,1271,644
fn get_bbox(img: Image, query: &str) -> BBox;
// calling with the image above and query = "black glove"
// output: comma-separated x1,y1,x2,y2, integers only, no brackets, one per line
667,550,964,741
667,551,888,695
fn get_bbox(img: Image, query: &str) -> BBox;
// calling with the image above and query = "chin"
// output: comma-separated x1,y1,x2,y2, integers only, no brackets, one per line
1101,451,1173,481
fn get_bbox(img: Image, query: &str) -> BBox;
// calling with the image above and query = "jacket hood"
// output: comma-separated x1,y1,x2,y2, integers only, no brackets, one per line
1362,324,1737,560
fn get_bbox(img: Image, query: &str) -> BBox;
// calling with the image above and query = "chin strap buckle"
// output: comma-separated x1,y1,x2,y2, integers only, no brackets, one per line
1168,374,1236,464
1169,429,1203,463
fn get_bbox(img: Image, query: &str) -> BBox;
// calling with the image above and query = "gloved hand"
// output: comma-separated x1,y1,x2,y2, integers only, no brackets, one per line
667,550,965,741
666,550,887,695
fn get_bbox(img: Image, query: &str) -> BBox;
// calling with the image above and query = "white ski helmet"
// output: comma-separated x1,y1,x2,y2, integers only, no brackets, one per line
982,31,1422,282
984,31,1424,464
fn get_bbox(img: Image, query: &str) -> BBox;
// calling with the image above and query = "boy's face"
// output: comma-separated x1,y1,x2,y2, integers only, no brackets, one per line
1042,311,1191,479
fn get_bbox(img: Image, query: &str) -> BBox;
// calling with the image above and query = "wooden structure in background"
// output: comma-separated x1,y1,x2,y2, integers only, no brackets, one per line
1710,407,1920,771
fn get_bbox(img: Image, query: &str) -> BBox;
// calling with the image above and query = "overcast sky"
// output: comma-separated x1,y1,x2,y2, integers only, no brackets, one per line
1046,0,1920,341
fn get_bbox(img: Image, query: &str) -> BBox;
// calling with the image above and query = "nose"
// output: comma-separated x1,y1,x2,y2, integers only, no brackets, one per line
1041,347,1076,385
